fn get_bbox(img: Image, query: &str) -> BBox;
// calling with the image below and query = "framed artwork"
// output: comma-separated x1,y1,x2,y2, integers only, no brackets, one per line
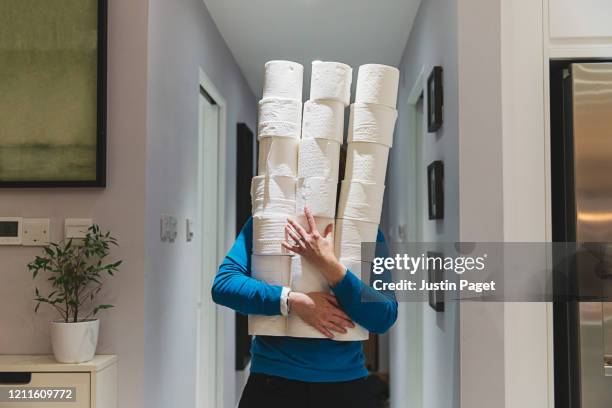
427,66,443,133
428,251,445,312
427,160,444,220
0,0,108,187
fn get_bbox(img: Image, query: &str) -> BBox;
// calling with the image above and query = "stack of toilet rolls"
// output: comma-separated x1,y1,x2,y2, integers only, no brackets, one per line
250,61,303,335
289,61,352,338
335,64,399,340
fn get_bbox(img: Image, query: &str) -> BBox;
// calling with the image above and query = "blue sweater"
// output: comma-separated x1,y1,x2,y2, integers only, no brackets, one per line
211,218,398,382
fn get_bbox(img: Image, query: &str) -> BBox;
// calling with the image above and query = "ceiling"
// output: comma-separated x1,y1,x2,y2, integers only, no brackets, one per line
203,0,421,99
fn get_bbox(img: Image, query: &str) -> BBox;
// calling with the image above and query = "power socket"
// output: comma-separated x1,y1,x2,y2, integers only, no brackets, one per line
22,219,50,246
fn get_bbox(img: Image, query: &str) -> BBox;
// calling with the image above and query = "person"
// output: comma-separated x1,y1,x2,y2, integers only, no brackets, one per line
212,207,397,408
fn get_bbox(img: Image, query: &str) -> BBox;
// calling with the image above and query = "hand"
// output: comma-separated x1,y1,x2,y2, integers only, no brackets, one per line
289,291,355,338
282,207,346,286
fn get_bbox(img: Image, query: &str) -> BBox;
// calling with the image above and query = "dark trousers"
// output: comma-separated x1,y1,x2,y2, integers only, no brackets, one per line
238,373,377,408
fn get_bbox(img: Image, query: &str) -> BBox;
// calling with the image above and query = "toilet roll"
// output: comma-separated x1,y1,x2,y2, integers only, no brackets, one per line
298,138,341,180
334,218,379,260
251,175,296,216
337,181,385,223
296,177,338,218
294,215,335,243
290,255,330,294
287,315,327,339
251,175,296,202
253,214,291,255
251,254,292,286
348,103,398,147
262,60,304,100
258,121,301,139
309,61,353,106
301,100,345,142
258,97,303,126
344,142,390,184
249,315,287,337
355,64,400,108
258,137,298,177
331,324,369,342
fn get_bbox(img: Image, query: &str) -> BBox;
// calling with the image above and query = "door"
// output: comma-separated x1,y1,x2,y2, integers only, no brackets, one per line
197,86,220,408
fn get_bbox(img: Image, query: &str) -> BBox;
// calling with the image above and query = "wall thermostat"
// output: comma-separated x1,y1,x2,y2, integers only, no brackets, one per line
0,217,22,245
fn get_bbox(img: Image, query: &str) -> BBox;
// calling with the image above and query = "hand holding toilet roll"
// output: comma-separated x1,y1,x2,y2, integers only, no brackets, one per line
282,207,346,286
288,291,354,338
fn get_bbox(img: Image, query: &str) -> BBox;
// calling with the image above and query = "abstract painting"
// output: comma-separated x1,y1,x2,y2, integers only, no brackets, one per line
0,0,107,187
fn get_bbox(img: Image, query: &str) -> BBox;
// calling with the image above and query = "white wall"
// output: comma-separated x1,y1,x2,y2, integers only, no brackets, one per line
144,1,257,408
384,0,460,406
0,1,149,407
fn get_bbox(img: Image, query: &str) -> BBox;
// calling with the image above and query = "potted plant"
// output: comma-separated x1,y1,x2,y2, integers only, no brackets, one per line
27,225,122,363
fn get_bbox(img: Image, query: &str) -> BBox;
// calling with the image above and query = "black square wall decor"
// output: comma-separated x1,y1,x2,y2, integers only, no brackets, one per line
427,160,444,220
427,66,443,133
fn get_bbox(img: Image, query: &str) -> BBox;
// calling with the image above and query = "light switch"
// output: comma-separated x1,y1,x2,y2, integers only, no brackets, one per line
22,218,50,246
64,218,93,239
160,215,178,242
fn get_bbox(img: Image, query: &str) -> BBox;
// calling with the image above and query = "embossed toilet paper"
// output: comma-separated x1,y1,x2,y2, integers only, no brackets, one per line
263,60,304,100
348,103,398,147
258,137,298,177
296,177,338,218
301,100,345,142
298,138,341,180
344,142,390,185
337,181,385,223
309,61,353,106
355,64,400,109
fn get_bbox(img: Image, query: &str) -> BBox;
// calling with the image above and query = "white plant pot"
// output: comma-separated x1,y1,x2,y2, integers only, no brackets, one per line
50,319,99,363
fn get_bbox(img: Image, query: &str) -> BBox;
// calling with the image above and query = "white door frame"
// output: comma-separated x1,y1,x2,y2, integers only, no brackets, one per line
196,67,227,408
390,67,426,408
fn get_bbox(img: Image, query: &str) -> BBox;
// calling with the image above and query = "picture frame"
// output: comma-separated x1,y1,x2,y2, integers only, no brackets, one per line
427,160,444,220
0,0,108,188
428,251,445,312
427,66,443,133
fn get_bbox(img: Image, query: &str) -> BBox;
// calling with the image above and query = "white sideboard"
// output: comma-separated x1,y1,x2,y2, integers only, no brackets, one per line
0,355,116,408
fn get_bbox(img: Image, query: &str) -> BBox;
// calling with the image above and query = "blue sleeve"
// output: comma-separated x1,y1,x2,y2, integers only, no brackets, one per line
332,230,398,334
211,218,283,316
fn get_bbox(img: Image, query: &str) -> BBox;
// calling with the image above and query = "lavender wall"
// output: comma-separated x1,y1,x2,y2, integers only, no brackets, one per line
145,0,257,407
0,1,149,407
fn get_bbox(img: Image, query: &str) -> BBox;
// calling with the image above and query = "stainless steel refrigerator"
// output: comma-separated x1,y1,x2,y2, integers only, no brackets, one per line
551,61,612,408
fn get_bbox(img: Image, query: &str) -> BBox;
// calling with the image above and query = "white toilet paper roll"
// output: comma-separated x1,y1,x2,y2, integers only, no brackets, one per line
253,215,291,255
298,139,341,180
251,175,296,215
332,324,369,342
251,255,292,286
309,61,353,106
355,64,400,108
348,103,398,147
344,142,389,185
290,255,330,294
289,215,335,247
258,97,303,126
249,315,287,337
251,175,296,202
258,121,301,139
301,100,345,142
262,60,304,100
334,218,379,259
258,137,298,177
296,177,338,218
287,315,326,339
337,181,385,223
